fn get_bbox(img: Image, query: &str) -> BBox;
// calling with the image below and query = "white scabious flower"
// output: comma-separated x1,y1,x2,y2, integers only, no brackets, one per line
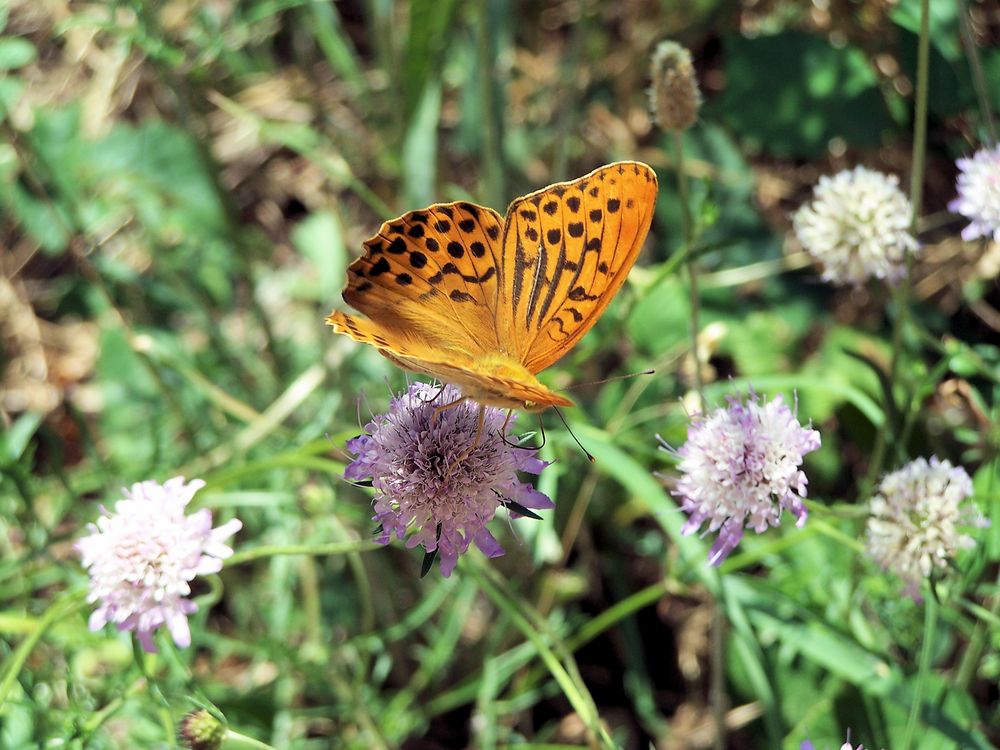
345,383,552,577
76,477,242,652
867,457,987,593
949,145,1000,242
661,392,821,565
793,166,918,285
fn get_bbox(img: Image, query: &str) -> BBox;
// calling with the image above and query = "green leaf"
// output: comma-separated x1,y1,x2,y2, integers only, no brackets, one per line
842,347,900,438
402,81,442,208
0,37,36,70
292,211,347,302
0,412,44,466
716,31,890,158
402,0,459,119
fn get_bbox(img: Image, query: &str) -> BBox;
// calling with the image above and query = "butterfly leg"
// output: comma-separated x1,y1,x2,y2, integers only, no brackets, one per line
431,396,468,425
426,381,449,404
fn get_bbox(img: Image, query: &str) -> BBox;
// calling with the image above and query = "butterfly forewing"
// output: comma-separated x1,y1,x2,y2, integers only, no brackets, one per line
499,161,658,373
328,161,657,411
343,202,505,354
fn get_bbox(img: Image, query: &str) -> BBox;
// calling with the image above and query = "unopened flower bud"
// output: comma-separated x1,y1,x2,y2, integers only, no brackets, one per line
649,41,702,132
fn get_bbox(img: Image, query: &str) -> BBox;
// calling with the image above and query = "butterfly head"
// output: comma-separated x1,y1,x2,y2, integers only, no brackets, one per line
461,354,574,412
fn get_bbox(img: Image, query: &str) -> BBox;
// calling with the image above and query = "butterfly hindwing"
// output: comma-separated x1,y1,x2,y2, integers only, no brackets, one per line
499,161,657,373
326,310,572,409
343,202,506,354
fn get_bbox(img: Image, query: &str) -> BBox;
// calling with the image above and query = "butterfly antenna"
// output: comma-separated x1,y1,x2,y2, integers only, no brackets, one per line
498,409,545,450
564,369,656,390
553,407,595,463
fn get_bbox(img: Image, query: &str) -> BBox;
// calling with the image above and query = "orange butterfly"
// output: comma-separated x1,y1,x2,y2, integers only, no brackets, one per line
326,161,658,411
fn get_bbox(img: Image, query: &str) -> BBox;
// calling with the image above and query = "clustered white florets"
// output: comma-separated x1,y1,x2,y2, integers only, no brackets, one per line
76,477,242,652
345,383,552,577
866,457,986,593
663,392,821,565
794,166,917,285
949,145,1000,243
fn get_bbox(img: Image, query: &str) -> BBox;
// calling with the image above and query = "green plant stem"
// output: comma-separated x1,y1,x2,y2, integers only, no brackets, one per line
901,591,938,750
865,0,931,488
954,450,999,689
908,0,932,241
955,0,998,144
222,730,280,750
673,130,705,409
673,127,720,750
226,540,380,566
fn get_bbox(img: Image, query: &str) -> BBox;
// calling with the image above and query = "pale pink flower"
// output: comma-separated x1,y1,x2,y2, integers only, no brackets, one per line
76,477,242,652
662,392,821,565
949,145,1000,242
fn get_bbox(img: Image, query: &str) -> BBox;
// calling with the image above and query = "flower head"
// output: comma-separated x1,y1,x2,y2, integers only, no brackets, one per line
346,383,552,577
949,145,1000,242
867,457,987,593
179,709,226,750
76,477,242,652
663,392,821,565
793,166,917,285
648,40,702,132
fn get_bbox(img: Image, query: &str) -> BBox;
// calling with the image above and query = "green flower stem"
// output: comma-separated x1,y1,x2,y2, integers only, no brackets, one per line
955,0,998,144
673,129,705,408
954,450,999,689
866,0,931,488
901,589,938,750
222,729,280,750
226,540,380,566
673,126,722,750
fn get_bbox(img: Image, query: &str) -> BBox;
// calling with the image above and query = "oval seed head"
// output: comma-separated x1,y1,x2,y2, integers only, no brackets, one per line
649,40,702,132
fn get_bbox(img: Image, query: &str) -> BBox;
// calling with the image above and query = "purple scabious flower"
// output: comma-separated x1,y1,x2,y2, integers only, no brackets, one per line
662,392,821,565
866,457,987,594
345,383,552,577
949,145,1000,242
76,477,242,652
